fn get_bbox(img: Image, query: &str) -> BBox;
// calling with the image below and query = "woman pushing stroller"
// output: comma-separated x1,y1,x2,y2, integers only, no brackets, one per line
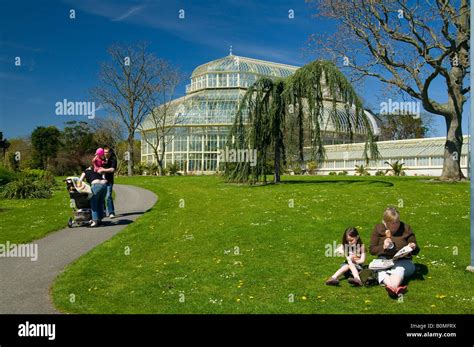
79,164,108,228
75,147,116,227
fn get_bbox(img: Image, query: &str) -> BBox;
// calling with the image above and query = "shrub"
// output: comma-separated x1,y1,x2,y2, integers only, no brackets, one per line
0,175,53,199
328,171,337,176
133,162,148,175
116,160,129,176
355,165,371,176
385,160,406,176
146,163,159,176
21,168,56,186
375,170,386,176
307,161,318,175
338,170,348,176
160,166,169,176
167,163,180,176
0,166,17,186
293,166,303,175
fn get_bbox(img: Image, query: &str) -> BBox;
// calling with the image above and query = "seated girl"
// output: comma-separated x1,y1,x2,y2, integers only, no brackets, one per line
326,227,366,287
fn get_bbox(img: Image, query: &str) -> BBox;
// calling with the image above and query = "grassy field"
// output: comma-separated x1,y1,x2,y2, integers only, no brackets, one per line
50,175,473,314
0,184,71,244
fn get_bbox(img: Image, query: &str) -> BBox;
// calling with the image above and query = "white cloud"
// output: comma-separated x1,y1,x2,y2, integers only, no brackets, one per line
62,0,308,65
112,5,144,21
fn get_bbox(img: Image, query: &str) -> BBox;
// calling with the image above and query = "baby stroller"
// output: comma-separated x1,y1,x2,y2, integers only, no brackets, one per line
65,177,92,228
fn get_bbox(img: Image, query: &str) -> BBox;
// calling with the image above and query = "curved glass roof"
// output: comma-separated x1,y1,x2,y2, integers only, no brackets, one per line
142,55,379,137
191,55,299,78
319,102,380,135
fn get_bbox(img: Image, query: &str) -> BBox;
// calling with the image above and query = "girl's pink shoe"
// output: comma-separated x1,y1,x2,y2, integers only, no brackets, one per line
396,286,408,295
385,285,397,298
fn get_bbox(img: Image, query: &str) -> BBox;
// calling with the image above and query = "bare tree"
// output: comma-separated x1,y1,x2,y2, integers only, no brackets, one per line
92,42,161,176
139,60,183,176
310,0,470,180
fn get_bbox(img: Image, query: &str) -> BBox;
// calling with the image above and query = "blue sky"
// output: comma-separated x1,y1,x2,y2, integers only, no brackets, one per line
0,0,469,139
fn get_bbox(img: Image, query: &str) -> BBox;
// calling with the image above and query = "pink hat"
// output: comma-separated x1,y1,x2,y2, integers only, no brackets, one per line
95,148,105,156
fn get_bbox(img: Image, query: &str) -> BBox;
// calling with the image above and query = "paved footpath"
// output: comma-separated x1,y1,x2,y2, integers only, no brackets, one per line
0,184,157,314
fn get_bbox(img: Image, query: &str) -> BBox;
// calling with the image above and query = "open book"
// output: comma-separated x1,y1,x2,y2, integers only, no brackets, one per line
368,246,413,270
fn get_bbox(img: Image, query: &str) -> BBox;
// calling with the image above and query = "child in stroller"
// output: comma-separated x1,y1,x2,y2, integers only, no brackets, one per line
65,177,93,227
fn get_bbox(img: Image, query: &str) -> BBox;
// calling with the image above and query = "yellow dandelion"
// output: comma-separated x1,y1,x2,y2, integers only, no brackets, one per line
302,296,307,300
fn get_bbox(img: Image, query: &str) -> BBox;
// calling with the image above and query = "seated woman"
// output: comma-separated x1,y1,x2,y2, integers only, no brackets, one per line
369,207,420,297
79,166,107,227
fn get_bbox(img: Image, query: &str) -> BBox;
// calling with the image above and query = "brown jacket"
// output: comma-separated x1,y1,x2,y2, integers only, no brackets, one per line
369,222,420,259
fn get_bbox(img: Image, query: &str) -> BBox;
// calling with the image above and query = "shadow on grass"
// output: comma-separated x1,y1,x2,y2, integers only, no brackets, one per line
404,263,429,285
223,180,394,188
268,180,393,187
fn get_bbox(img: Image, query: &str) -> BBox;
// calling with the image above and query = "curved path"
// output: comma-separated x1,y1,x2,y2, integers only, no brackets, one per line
0,184,157,314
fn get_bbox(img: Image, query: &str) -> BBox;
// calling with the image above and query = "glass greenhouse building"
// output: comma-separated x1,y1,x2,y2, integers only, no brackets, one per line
140,54,380,173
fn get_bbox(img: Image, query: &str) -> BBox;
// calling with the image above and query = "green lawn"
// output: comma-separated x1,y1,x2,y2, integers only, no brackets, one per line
0,184,71,244
49,175,472,313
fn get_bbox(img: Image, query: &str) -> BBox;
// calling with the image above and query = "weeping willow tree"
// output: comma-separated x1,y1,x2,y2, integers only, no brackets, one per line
224,60,379,184
224,78,286,184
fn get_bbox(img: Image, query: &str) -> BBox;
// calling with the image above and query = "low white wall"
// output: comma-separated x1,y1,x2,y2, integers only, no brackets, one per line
317,167,468,177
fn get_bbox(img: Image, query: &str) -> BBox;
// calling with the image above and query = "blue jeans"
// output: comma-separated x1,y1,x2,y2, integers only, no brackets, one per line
105,183,115,216
91,183,107,222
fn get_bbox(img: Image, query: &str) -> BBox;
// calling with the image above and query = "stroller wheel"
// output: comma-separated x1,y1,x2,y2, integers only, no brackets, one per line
67,217,73,228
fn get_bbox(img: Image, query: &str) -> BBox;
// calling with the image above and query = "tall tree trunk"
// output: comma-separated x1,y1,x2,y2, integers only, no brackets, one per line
127,138,133,176
441,114,465,180
274,141,281,183
158,138,166,176
152,149,161,176
298,104,304,166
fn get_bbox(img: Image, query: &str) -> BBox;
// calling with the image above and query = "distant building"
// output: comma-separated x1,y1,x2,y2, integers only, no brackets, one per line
316,136,469,177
